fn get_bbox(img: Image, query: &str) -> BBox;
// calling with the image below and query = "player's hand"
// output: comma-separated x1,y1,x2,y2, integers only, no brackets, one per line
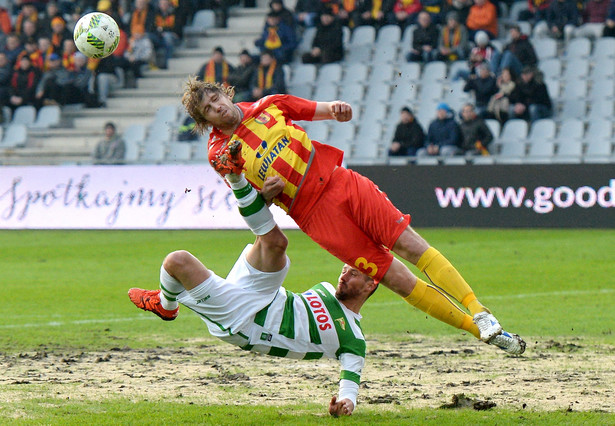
260,176,285,205
329,396,354,417
330,101,352,122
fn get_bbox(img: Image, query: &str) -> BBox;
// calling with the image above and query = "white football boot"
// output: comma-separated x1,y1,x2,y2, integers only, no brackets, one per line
473,311,503,342
489,331,526,355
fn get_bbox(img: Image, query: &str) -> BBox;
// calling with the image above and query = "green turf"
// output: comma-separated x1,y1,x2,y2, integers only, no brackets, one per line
1,229,614,423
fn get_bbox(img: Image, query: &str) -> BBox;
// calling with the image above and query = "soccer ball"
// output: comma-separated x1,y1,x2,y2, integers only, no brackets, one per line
73,12,120,59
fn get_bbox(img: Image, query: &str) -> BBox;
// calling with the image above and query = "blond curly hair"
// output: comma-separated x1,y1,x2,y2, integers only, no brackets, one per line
181,76,235,135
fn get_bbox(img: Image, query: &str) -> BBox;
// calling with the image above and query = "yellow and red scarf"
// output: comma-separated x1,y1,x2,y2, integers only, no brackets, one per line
257,60,277,89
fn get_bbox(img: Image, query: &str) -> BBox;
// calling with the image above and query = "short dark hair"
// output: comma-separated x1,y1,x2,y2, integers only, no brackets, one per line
104,122,116,130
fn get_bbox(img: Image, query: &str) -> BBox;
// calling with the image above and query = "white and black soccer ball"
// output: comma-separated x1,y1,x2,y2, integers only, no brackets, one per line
73,12,120,59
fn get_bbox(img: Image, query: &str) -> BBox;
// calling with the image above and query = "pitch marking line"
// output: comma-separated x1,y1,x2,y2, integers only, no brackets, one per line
0,315,154,330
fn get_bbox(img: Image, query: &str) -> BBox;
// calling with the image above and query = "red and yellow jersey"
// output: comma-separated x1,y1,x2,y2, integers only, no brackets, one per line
208,95,344,218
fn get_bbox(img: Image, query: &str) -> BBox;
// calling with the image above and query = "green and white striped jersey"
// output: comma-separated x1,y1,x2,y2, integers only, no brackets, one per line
217,282,366,404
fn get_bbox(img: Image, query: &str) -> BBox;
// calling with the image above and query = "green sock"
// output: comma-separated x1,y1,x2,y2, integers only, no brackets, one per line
226,174,276,235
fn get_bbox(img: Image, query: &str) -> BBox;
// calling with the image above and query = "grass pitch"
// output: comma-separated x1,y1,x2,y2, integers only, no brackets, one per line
1,228,614,424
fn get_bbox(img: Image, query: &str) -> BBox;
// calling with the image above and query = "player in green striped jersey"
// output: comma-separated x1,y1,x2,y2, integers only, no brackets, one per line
129,176,374,416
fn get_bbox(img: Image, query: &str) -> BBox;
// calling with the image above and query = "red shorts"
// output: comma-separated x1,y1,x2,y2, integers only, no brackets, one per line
294,167,410,283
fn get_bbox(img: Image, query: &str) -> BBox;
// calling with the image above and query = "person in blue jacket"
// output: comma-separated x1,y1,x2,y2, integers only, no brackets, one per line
417,102,462,156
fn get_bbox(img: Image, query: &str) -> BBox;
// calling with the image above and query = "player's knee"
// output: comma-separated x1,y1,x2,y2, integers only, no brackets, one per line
264,229,288,256
163,250,194,275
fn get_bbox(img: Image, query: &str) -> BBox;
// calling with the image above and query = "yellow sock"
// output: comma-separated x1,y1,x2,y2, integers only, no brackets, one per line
404,278,480,339
416,247,487,316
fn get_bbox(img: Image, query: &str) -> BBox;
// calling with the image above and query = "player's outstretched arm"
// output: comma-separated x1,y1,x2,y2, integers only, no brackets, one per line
313,101,352,122
329,396,354,417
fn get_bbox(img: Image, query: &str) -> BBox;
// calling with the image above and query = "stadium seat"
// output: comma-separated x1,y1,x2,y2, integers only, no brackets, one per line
499,119,528,143
560,79,588,99
289,83,313,100
499,141,526,158
123,139,140,163
472,156,496,165
349,25,376,48
563,58,590,81
560,99,587,120
394,62,421,85
154,104,179,127
31,105,61,129
123,124,147,144
415,156,439,165
183,10,215,47
448,60,469,80
303,121,329,142
329,122,355,148
338,83,364,107
315,63,342,86
140,143,166,163
367,63,394,85
344,46,372,63
419,81,444,101
147,121,173,144
289,64,316,87
295,27,317,59
587,99,614,120
361,103,387,125
1,124,27,148
588,79,615,100
312,82,338,102
192,142,209,161
508,1,529,21
533,38,557,60
341,63,368,85
372,46,397,64
166,142,193,162
566,37,591,58
442,157,467,165
584,138,612,163
590,58,615,80
376,25,402,47
553,140,583,163
421,61,447,83
11,105,36,127
585,118,612,140
544,77,560,99
528,119,556,143
592,37,615,59
356,122,383,144
364,81,390,105
539,58,562,80
485,119,501,138
525,141,555,163
558,118,584,141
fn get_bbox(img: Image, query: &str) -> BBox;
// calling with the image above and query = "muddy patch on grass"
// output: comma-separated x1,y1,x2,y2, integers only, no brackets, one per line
1,335,614,413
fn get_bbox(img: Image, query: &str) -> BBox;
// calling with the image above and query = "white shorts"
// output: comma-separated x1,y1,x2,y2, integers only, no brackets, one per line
176,244,290,341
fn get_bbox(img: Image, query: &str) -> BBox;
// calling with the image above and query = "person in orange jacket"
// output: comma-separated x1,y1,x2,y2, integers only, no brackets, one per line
466,0,498,39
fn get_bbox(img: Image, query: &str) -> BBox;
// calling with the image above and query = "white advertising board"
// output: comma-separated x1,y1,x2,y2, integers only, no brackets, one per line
0,165,299,229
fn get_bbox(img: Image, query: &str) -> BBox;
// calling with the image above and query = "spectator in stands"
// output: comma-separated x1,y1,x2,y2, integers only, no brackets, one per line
3,34,24,67
358,0,394,28
492,23,537,77
66,52,97,106
197,46,235,86
270,0,296,30
62,39,77,71
16,38,44,71
50,16,71,54
20,19,39,43
509,65,552,122
418,102,462,156
255,10,298,64
519,0,551,24
15,3,39,36
487,67,515,122
421,0,445,24
459,103,493,155
453,30,498,80
95,55,122,107
301,8,344,64
93,122,126,165
574,0,610,39
388,106,425,156
465,0,498,39
38,1,63,37
406,11,439,62
178,115,199,141
605,0,615,36
536,0,579,40
124,30,154,79
448,0,473,26
0,52,12,107
389,0,422,31
8,55,40,112
463,62,497,117
294,0,320,27
37,37,55,71
436,11,469,62
202,0,231,28
153,0,181,69
0,6,12,38
35,52,71,106
228,49,257,102
250,50,286,101
333,0,364,29
129,0,156,37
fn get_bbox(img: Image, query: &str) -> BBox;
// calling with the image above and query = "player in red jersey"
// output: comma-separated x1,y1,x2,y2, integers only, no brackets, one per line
182,77,525,354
